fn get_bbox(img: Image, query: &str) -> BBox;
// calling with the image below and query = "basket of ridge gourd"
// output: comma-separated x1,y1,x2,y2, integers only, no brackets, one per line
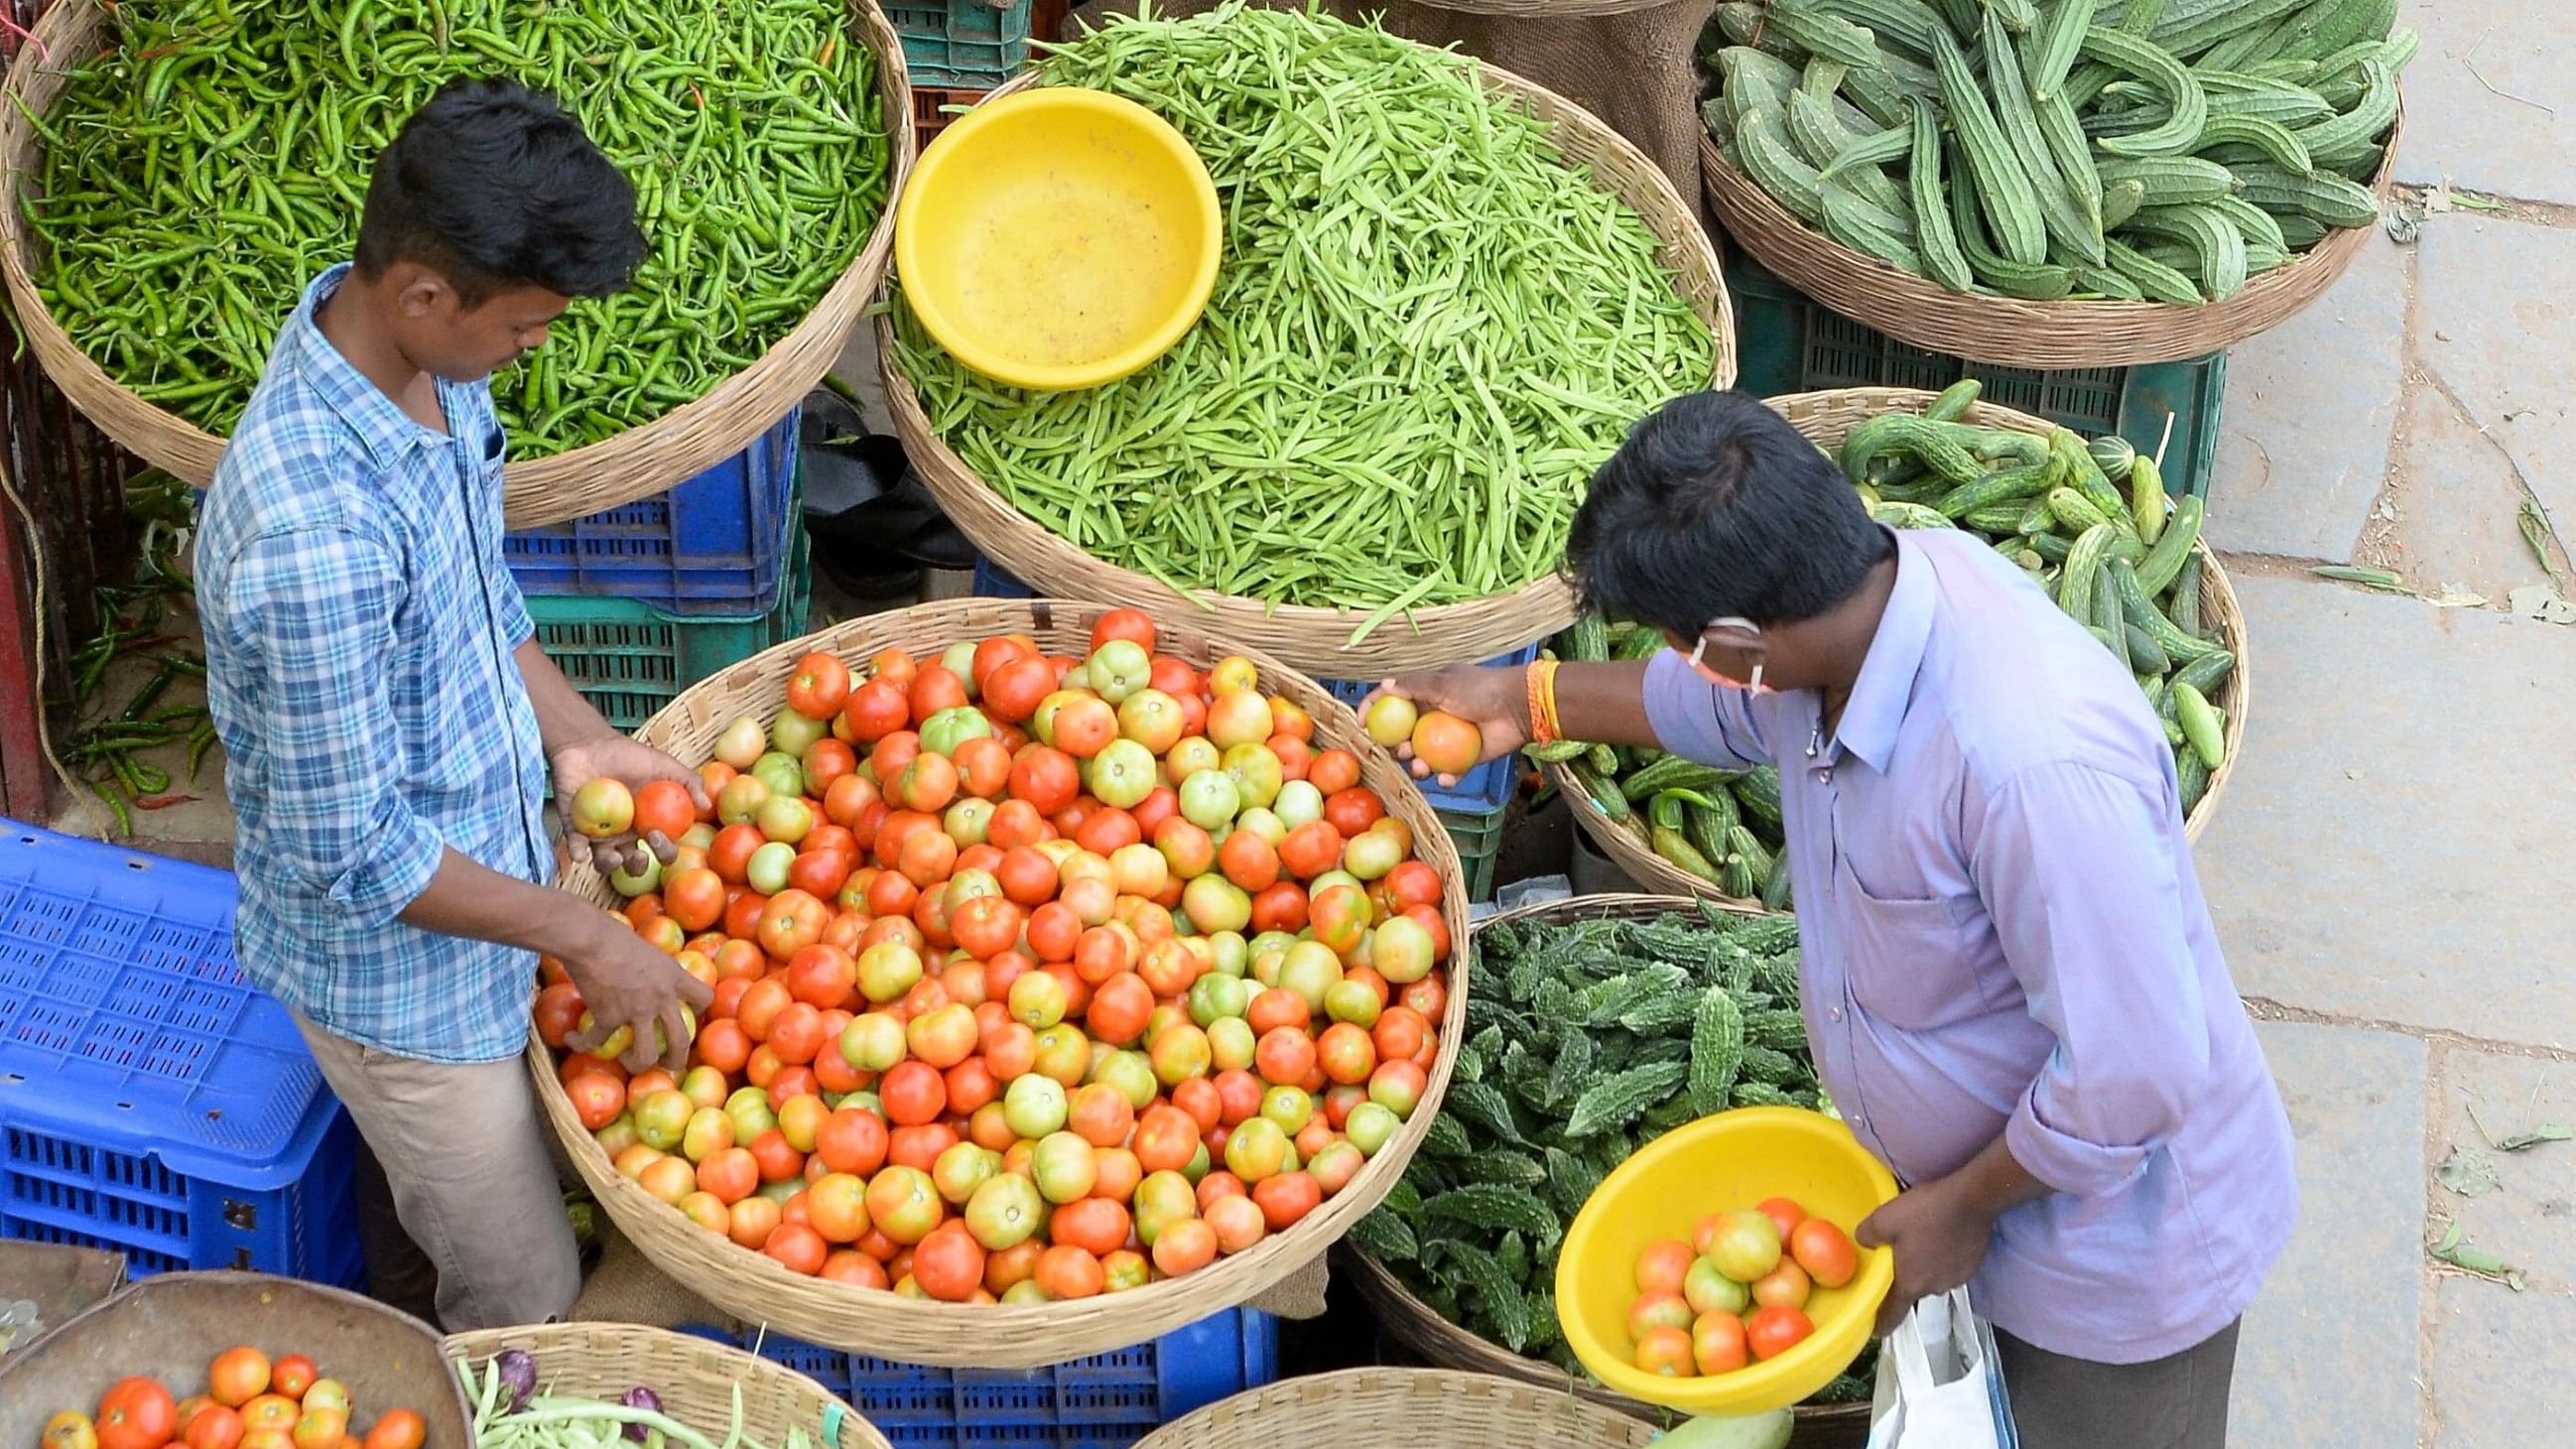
1538,385,2247,906
1132,1367,1667,1449
446,1322,893,1449
880,2,1733,679
0,0,910,527
1698,0,2408,367
530,595,1474,1368
1340,893,1872,1447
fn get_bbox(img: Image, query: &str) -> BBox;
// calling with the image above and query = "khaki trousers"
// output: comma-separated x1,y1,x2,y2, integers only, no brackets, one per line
291,1009,580,1331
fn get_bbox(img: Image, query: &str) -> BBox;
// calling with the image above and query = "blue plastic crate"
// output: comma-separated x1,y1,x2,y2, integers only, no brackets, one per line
504,409,801,613
679,1308,1276,1448
0,825,363,1285
885,0,1032,86
972,557,1532,820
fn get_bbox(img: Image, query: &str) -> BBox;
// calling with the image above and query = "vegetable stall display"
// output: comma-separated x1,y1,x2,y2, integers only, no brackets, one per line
0,0,905,525
450,1324,893,1449
1697,0,2409,366
533,598,1471,1368
884,3,1731,676
1542,384,2247,903
1345,896,1873,1437
35,1345,425,1449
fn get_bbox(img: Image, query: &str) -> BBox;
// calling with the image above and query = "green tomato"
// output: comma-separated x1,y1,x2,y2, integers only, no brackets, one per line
920,706,995,757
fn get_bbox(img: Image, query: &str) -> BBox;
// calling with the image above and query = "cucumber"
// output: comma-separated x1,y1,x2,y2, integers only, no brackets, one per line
1936,459,2062,518
2056,521,2122,622
2172,681,2226,768
2129,456,2169,543
1840,413,1991,486
1571,761,1628,821
2046,485,2121,535
1925,379,1984,423
2094,564,2133,670
2109,557,2223,661
2170,645,2236,697
1565,613,1612,662
2170,552,2205,634
2135,494,2204,593
1652,824,1725,883
2178,749,2211,813
2124,623,2171,674
1626,754,1737,798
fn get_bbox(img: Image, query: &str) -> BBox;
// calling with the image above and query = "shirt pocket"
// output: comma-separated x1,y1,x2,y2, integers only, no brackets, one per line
1835,851,1990,1031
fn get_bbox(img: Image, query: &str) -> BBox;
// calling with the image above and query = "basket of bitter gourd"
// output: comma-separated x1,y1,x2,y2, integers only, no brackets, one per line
1697,0,2408,368
0,0,908,527
880,3,1731,680
1536,382,2247,907
1340,893,1874,1445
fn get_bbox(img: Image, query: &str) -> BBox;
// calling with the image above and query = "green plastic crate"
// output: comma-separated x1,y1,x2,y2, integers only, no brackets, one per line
1728,256,2226,500
532,520,812,734
1439,801,1507,904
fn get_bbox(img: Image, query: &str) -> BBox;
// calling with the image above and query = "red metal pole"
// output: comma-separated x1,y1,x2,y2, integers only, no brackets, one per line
0,466,49,822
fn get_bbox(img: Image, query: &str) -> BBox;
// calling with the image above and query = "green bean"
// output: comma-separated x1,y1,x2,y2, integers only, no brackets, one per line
31,0,890,461
888,4,1712,627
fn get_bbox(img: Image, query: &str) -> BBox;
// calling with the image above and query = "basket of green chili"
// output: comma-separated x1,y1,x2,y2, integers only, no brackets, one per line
0,0,909,530
880,3,1733,679
448,1323,895,1449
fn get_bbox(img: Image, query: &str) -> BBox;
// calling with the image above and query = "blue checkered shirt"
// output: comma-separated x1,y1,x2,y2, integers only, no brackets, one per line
195,264,553,1064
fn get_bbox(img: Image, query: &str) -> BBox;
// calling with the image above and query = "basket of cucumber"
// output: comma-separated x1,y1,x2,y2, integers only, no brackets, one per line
1543,385,2248,906
1697,3,2408,368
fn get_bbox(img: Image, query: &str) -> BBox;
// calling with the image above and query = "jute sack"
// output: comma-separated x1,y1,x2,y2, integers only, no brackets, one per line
1069,0,1714,219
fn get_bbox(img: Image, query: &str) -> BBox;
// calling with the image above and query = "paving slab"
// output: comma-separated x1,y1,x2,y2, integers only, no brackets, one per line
2232,1020,2427,1449
2394,0,2576,205
2195,575,2576,1047
2430,1278,2576,1447
2412,216,2576,527
2382,384,2558,598
2205,232,2408,561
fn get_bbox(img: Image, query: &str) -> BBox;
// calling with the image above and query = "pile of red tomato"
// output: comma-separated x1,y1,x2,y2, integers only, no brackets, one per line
537,608,1455,1304
40,1348,423,1449
1626,1198,1861,1380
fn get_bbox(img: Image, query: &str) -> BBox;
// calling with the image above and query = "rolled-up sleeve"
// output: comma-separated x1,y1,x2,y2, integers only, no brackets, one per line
229,527,446,923
1972,761,2210,1197
1640,650,1773,768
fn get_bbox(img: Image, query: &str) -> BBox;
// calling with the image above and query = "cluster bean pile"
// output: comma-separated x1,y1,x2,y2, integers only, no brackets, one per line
1352,904,1868,1401
23,0,888,457
891,3,1715,625
1702,0,2411,302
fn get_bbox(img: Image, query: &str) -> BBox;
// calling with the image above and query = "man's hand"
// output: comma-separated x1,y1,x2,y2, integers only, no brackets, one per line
559,914,715,1075
1358,667,1530,786
1855,1172,1999,1337
550,735,711,877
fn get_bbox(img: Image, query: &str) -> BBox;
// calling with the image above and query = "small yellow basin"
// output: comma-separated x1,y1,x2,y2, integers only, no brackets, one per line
895,87,1222,392
1557,1107,1899,1417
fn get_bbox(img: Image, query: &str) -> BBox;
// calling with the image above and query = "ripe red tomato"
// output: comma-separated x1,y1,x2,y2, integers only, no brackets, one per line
786,652,853,721
1744,1305,1815,1361
533,982,584,1050
908,666,969,724
1790,1217,1861,1289
631,779,699,842
1323,788,1386,838
1007,747,1080,815
1756,1196,1809,1245
1090,607,1156,655
841,680,911,743
981,658,1056,724
98,1379,178,1449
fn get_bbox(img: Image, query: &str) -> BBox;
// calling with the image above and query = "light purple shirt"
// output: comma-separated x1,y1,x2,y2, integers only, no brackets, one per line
1641,527,2295,1365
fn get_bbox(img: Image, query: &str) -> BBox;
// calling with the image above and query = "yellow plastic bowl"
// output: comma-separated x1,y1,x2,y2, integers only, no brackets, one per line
894,88,1222,392
1557,1108,1899,1417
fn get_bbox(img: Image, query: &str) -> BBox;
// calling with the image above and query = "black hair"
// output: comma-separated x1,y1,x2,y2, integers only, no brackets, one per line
353,78,645,307
1564,389,1893,637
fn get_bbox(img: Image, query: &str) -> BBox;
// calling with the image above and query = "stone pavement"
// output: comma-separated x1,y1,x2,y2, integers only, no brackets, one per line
2203,6,2576,1442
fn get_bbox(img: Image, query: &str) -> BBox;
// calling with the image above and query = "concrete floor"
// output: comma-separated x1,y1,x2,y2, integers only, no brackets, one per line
35,4,2576,1437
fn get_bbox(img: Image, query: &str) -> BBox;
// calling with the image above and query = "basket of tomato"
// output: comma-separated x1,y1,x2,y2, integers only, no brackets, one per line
0,1273,467,1449
530,596,1472,1367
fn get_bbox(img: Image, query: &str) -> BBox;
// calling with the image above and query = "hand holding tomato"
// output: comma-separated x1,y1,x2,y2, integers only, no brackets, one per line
1358,668,1525,783
562,912,716,1074
1854,1173,1995,1337
552,736,714,876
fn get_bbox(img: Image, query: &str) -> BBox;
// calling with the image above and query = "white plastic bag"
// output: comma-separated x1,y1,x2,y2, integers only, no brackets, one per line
1865,1288,2019,1449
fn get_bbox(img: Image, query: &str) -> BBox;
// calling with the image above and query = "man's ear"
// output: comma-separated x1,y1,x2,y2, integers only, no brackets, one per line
391,267,452,319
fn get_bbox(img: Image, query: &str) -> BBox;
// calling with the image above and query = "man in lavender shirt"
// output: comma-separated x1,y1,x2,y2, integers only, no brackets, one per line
1383,390,2295,1446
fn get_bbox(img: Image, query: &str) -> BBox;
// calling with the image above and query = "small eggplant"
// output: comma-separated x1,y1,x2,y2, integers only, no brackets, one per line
620,1387,663,1442
494,1350,539,1415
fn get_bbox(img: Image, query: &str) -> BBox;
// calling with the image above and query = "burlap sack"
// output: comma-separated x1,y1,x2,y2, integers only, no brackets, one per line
1071,0,1714,218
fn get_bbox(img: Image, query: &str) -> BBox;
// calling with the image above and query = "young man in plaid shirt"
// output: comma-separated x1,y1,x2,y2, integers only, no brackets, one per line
194,79,710,1330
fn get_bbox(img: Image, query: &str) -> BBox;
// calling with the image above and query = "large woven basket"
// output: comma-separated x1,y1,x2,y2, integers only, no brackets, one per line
532,596,1473,1367
880,56,1734,679
0,0,912,530
1346,892,1872,1448
447,1322,893,1449
1553,386,2250,903
1132,1367,1659,1448
1702,105,2404,368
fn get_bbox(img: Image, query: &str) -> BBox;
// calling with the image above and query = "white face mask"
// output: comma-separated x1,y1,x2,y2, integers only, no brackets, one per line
1685,616,1771,694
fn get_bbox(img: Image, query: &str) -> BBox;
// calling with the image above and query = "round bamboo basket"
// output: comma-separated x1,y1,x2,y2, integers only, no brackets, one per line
0,0,913,530
1131,1367,1659,1448
446,1322,893,1449
1552,386,2250,902
530,596,1474,1367
1702,104,2404,368
1346,893,1873,1448
880,56,1734,679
